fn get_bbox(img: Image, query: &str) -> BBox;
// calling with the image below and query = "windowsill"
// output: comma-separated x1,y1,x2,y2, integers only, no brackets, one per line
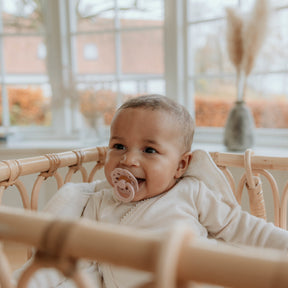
0,137,109,158
192,142,288,156
193,127,288,156
1,139,288,158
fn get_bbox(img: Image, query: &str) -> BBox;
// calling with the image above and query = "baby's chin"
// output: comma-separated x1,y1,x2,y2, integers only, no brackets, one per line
131,189,148,202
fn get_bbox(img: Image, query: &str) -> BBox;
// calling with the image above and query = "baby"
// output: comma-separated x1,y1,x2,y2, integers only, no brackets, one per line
16,94,288,288
81,94,288,287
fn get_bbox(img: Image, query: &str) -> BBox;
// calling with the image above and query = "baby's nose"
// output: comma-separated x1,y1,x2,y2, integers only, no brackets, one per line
120,151,140,166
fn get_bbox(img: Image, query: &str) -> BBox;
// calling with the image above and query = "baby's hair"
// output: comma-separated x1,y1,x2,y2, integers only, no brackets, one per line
118,94,195,152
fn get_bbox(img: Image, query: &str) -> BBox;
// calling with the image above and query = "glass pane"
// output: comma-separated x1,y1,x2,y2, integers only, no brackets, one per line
246,74,288,128
74,33,116,74
4,36,46,74
188,20,232,76
0,85,9,127
253,8,288,73
78,78,165,134
79,83,117,139
237,0,261,12
2,0,44,33
8,85,51,126
238,0,288,11
118,0,164,28
77,0,115,31
187,0,238,22
146,79,165,95
119,79,165,96
188,1,288,131
194,74,288,129
121,30,164,74
193,77,235,127
271,0,288,7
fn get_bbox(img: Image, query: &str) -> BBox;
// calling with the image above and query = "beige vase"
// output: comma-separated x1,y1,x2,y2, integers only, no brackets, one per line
224,101,255,151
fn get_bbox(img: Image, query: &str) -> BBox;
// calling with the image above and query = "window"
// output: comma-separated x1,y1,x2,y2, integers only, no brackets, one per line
185,0,288,147
0,0,288,149
72,0,165,141
0,0,50,135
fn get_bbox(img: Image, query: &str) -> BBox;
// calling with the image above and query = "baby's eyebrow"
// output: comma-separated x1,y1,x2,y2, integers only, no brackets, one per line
143,139,159,146
110,136,124,141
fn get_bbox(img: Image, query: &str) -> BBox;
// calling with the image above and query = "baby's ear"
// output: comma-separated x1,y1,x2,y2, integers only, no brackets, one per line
175,152,192,179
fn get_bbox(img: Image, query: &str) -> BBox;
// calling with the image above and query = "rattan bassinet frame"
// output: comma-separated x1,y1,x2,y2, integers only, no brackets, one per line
1,146,288,288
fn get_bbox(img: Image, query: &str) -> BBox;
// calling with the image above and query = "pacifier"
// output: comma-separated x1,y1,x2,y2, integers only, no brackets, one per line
111,168,139,203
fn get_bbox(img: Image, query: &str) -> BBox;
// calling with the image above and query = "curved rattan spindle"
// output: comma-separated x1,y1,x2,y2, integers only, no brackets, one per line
237,168,280,226
0,242,14,288
236,167,283,226
13,181,31,209
0,160,30,209
87,162,104,183
235,150,267,221
64,150,88,184
17,220,94,288
87,147,107,182
30,154,64,211
154,225,193,288
279,182,288,230
257,169,280,226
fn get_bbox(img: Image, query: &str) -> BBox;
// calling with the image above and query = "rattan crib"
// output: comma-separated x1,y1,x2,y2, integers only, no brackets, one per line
1,146,288,288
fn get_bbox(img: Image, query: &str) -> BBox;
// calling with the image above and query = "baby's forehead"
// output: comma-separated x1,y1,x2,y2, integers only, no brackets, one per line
117,106,178,118
114,107,181,128
113,107,185,142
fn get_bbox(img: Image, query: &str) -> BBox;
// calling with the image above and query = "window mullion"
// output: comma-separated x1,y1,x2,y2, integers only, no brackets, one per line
164,0,188,110
182,0,194,117
115,0,123,107
0,1,9,128
44,0,72,137
60,0,83,134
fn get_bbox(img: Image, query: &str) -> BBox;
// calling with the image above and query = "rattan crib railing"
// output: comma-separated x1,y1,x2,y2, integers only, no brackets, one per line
0,146,107,211
210,149,288,229
1,206,288,288
0,147,287,227
1,147,288,288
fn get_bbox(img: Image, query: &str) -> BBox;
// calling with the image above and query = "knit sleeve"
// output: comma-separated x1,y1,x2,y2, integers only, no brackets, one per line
42,181,98,219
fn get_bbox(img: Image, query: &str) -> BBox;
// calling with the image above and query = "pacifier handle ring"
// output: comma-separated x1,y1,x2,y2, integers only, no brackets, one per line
114,182,135,203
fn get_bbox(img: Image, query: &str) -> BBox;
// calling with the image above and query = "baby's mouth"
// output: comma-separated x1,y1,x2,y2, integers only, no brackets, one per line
136,177,145,186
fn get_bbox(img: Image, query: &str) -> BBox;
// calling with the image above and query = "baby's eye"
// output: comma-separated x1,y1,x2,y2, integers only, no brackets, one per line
144,147,157,154
113,143,125,150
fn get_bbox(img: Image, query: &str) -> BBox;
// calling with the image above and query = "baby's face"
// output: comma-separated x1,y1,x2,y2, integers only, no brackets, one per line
105,107,188,201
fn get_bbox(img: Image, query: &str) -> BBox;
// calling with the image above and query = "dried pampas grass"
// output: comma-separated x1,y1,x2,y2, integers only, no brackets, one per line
242,0,270,75
226,8,243,75
225,0,270,100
